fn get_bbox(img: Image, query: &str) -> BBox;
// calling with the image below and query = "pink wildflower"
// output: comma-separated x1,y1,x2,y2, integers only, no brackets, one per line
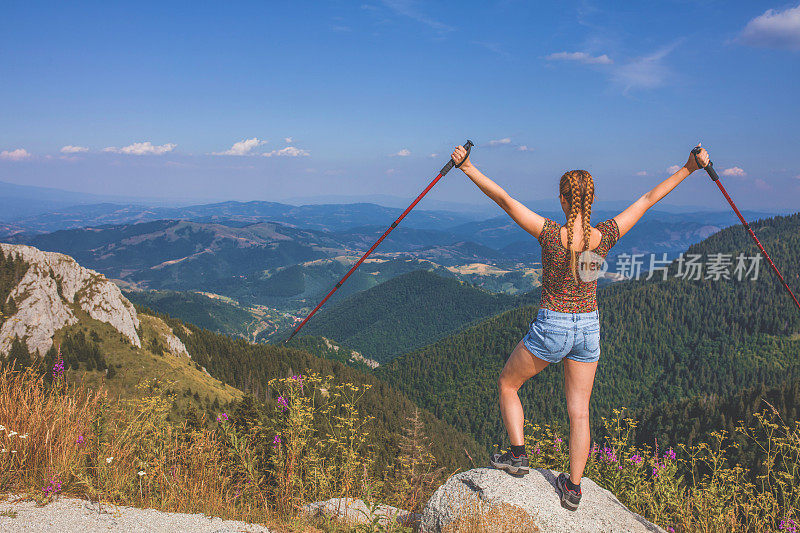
277,396,288,411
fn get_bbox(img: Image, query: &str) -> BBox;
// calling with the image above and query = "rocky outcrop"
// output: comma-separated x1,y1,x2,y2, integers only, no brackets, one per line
0,243,141,356
420,468,666,533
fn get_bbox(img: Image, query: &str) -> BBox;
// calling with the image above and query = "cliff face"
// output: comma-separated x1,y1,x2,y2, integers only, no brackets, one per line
0,243,140,356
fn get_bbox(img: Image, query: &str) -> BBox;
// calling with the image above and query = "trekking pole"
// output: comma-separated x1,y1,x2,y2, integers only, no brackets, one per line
285,139,474,343
692,147,800,312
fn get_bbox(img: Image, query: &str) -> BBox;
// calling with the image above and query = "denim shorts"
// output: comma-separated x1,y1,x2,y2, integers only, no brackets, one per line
522,308,601,364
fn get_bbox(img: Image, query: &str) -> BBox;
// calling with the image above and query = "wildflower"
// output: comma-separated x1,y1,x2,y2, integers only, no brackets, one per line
1,449,6,453
663,448,676,461
668,528,675,533
52,359,65,378
76,435,84,445
8,431,17,437
277,396,288,411
629,454,644,465
216,413,229,422
106,457,114,464
42,474,62,496
272,434,281,446
137,471,146,477
19,434,27,439
780,519,797,532
0,425,5,431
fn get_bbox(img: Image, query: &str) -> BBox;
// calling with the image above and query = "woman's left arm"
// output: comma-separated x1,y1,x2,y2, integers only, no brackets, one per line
452,145,546,238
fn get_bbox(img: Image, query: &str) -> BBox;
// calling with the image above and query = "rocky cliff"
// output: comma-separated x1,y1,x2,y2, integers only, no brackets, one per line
0,243,141,356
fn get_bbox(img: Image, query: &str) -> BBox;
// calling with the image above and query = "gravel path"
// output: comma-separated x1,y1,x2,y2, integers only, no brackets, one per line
0,495,271,532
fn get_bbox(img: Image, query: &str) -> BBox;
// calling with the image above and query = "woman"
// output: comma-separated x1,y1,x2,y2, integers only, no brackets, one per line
450,143,710,510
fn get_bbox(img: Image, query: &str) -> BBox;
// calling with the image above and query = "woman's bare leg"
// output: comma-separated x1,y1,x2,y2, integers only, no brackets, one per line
563,357,598,484
498,341,550,446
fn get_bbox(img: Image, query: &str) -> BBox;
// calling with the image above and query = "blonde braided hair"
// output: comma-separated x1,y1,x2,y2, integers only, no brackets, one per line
559,170,595,281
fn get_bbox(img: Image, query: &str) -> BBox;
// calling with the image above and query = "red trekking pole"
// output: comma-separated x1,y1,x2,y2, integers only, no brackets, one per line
285,139,474,343
692,147,800,312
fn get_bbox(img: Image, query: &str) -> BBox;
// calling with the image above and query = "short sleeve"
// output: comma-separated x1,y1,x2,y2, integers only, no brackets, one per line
595,218,620,255
537,218,557,245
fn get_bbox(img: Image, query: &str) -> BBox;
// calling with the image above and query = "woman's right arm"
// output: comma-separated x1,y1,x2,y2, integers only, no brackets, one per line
613,145,710,238
452,145,546,238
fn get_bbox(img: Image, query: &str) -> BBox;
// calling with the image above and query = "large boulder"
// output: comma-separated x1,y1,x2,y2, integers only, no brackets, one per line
420,468,666,533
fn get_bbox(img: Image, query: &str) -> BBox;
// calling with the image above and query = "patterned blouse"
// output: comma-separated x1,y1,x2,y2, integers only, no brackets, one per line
537,217,620,313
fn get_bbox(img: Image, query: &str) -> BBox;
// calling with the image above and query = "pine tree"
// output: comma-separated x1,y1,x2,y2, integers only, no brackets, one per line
233,395,260,433
8,337,33,371
387,407,445,512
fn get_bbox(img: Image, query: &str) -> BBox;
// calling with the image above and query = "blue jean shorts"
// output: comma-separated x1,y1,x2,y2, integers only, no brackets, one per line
522,308,601,364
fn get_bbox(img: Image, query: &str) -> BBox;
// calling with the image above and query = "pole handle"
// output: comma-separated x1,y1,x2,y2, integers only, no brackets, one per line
440,139,474,176
692,146,720,181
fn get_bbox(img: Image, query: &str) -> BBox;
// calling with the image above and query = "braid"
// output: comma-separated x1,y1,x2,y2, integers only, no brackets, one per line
566,171,581,282
581,170,594,253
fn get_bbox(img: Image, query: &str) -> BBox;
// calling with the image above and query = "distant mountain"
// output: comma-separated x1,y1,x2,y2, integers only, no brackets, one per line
8,220,541,310
293,270,541,363
0,180,199,222
376,213,800,449
1,200,479,236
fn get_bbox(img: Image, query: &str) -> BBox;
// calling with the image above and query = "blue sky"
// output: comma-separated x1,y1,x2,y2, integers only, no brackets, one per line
1,1,799,210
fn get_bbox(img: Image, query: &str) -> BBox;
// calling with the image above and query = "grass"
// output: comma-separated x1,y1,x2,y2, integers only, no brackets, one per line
53,313,242,421
0,360,797,533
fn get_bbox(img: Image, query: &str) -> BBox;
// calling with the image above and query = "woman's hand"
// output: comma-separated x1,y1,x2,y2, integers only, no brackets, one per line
685,143,710,173
451,145,473,171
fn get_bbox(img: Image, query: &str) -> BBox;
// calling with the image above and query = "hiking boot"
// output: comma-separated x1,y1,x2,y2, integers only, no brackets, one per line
556,472,582,510
489,450,530,476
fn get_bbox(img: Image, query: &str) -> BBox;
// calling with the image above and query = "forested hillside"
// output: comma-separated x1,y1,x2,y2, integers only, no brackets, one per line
633,376,800,475
296,270,541,363
155,313,484,472
377,213,800,449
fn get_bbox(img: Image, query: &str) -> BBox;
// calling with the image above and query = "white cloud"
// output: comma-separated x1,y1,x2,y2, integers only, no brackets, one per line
666,165,681,174
739,5,800,50
429,153,438,158
0,148,31,161
284,137,293,143
213,138,266,156
517,145,532,152
754,178,773,191
104,142,176,155
546,51,613,65
488,138,512,146
390,148,411,157
386,168,397,175
381,0,453,34
60,145,89,154
263,146,310,157
612,44,676,92
722,166,747,177
636,170,648,176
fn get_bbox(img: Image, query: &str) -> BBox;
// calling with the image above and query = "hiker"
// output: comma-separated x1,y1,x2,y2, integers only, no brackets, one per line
451,143,710,510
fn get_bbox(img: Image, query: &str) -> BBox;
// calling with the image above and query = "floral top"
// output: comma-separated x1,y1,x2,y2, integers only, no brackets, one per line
537,217,620,313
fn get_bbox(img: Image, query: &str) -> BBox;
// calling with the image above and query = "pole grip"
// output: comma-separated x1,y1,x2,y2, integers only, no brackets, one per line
440,139,474,176
692,146,719,181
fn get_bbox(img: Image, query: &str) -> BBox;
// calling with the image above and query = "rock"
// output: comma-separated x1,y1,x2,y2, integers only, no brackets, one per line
0,243,141,356
163,330,190,358
303,497,414,527
420,468,666,533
